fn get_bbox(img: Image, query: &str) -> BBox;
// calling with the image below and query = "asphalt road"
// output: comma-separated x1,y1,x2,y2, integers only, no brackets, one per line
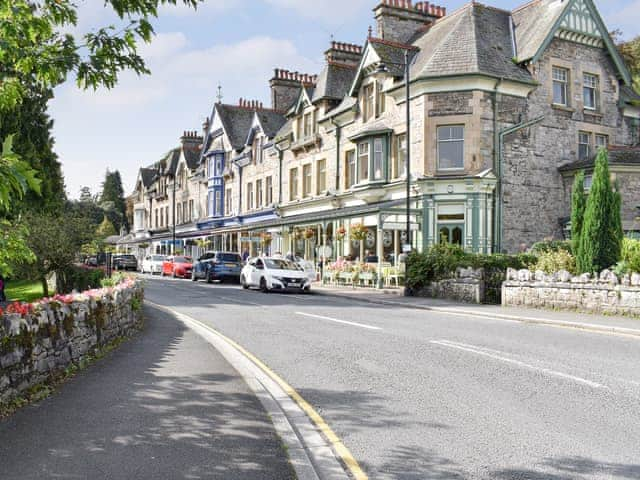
144,275,640,480
0,305,295,480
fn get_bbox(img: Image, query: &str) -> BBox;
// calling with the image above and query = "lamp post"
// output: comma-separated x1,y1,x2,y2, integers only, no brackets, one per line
374,48,413,295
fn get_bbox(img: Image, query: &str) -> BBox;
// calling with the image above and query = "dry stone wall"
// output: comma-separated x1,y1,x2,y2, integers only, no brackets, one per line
0,279,144,404
417,267,486,304
503,268,640,316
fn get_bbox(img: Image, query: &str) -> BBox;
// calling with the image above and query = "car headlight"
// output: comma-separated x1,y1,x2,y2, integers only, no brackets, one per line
272,276,284,283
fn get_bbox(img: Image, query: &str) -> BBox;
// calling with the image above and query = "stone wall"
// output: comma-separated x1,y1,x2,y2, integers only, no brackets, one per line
417,267,485,304
0,279,144,404
503,268,640,316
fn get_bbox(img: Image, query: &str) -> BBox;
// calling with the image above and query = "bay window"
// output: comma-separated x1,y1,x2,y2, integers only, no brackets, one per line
346,151,356,189
358,142,369,181
373,138,384,180
394,134,407,179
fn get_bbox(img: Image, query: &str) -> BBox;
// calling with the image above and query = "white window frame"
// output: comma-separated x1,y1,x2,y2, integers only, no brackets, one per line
437,125,465,171
552,66,569,106
578,131,592,161
583,73,599,111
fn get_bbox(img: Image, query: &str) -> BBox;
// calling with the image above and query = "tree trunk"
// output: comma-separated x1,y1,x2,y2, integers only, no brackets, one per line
41,276,49,298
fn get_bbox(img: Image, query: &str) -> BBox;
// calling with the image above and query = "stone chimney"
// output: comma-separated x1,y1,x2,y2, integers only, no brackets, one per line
180,130,203,149
373,0,445,44
324,41,364,67
269,69,318,112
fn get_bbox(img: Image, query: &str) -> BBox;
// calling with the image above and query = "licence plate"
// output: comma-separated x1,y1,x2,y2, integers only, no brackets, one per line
225,263,236,268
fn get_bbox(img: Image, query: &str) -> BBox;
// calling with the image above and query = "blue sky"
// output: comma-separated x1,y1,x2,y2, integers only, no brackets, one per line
49,0,640,198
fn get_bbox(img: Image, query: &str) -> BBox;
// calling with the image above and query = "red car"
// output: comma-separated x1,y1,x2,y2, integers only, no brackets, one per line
161,256,193,278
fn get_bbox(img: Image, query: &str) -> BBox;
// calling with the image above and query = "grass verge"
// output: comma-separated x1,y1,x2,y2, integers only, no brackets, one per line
5,280,44,303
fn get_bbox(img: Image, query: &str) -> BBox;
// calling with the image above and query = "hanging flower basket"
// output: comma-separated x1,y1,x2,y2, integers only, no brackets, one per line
350,223,368,242
335,226,346,240
303,227,315,240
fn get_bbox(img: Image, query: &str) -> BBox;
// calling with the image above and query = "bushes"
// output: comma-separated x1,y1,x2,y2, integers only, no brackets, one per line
530,239,572,255
620,238,640,273
56,265,105,294
406,244,536,303
534,250,577,275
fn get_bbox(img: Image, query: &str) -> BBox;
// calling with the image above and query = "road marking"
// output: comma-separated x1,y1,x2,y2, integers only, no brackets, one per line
295,312,382,331
431,339,609,390
217,295,263,307
145,300,367,480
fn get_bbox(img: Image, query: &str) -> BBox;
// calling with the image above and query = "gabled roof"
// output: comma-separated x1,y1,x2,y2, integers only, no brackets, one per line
288,86,315,116
183,148,201,170
273,118,294,143
513,0,633,85
410,3,532,83
161,148,181,177
214,104,256,151
313,62,358,103
256,110,287,138
139,167,158,188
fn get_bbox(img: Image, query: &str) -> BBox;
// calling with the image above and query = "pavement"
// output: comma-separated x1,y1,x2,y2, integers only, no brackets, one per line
140,276,640,480
313,284,640,336
0,305,296,480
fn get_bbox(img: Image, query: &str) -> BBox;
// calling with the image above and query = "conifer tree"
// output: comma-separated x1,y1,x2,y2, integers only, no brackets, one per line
570,171,586,254
577,149,622,273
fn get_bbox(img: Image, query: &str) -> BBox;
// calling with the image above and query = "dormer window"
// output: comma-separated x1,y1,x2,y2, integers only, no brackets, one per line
376,82,386,117
253,135,263,164
363,83,375,122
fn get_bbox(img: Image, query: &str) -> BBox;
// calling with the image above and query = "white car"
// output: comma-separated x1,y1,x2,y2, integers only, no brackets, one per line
141,254,166,275
241,257,312,293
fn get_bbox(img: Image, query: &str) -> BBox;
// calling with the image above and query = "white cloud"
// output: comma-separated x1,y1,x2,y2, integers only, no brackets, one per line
264,0,370,27
50,34,317,196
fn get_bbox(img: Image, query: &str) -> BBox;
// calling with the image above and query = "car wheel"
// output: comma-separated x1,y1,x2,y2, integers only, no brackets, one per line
206,275,213,284
241,275,249,290
260,277,269,293
172,270,177,278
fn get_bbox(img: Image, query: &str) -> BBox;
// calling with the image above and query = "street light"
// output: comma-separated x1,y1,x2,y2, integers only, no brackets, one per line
374,48,413,295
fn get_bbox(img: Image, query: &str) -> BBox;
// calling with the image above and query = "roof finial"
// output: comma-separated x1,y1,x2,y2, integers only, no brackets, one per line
216,83,223,104
368,25,373,39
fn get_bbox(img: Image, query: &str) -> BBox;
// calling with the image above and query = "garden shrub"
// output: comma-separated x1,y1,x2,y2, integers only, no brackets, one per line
56,265,105,294
621,238,640,273
406,245,537,304
534,250,577,275
530,239,572,255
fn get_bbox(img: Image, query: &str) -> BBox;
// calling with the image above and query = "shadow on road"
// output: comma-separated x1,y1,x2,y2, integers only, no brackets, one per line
0,305,295,480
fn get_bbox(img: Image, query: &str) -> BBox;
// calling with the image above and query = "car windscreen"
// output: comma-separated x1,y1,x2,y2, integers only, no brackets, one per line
121,255,136,260
265,259,301,270
217,253,241,263
174,256,192,263
152,256,165,261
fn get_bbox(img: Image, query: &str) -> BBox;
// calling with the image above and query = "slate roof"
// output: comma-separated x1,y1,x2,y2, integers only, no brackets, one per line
216,104,256,151
160,148,181,176
274,117,294,142
411,3,532,83
370,39,413,78
256,110,287,138
558,147,640,171
313,62,358,102
621,85,640,105
320,96,358,121
512,0,567,62
183,147,201,170
140,167,158,188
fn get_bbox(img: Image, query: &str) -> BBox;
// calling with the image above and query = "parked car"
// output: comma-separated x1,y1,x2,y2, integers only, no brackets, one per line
240,257,312,293
141,254,166,275
113,254,138,271
290,255,317,283
162,256,193,278
192,252,243,283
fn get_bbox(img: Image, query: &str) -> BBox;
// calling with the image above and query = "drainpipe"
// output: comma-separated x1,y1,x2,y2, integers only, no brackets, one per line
274,143,284,204
495,115,545,252
331,118,342,191
491,78,503,254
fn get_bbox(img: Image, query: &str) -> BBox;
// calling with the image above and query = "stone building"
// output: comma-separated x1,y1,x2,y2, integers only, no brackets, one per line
125,0,640,260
